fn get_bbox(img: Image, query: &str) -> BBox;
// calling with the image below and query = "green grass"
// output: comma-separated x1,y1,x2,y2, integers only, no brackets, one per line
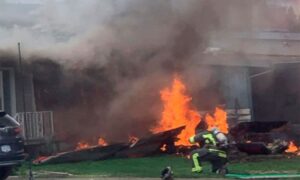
16,155,300,178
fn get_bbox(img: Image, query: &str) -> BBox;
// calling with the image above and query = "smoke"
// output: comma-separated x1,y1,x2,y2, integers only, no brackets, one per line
0,0,220,64
0,0,296,144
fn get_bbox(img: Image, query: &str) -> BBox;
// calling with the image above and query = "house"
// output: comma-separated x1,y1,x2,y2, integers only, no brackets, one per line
0,55,54,145
0,1,54,145
194,1,300,140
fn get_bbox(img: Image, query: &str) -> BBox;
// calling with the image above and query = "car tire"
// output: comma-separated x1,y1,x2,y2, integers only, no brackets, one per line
0,166,12,180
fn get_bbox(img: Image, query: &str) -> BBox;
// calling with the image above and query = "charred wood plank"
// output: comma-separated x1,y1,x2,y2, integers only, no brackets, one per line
34,143,128,164
115,126,185,158
235,141,288,155
34,126,185,164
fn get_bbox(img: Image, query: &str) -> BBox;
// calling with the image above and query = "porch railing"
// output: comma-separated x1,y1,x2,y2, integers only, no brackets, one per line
14,111,54,142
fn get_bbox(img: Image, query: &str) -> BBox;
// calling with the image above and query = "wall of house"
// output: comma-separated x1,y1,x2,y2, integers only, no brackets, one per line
250,63,300,141
251,62,300,124
15,71,36,113
0,67,36,115
219,66,253,112
2,69,16,115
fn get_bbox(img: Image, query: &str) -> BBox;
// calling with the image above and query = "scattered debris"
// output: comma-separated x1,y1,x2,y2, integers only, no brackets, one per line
34,143,127,164
34,126,184,164
230,121,293,155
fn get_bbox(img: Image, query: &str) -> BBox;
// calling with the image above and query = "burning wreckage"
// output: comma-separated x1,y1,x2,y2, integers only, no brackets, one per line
34,77,300,165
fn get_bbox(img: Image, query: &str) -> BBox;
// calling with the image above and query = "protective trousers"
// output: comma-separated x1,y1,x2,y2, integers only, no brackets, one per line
190,147,227,173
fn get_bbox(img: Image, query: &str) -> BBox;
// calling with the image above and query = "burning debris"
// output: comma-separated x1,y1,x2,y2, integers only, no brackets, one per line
34,127,184,165
76,137,108,150
33,75,299,164
285,141,300,155
98,138,108,147
115,126,184,158
34,143,128,164
151,75,229,146
151,75,201,146
230,121,300,156
75,141,90,151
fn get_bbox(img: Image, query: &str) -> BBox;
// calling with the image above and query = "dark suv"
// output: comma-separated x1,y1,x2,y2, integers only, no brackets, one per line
0,112,25,180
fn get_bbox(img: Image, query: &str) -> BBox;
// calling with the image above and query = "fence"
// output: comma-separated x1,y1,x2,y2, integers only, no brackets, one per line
15,111,54,142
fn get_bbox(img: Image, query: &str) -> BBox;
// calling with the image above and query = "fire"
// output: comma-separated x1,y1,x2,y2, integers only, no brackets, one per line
76,141,90,150
151,75,201,146
152,75,229,146
285,141,299,153
76,137,108,150
160,144,167,152
98,137,108,146
205,107,228,134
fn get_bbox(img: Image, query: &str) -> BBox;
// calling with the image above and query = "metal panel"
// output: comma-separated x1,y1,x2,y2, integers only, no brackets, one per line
219,67,253,116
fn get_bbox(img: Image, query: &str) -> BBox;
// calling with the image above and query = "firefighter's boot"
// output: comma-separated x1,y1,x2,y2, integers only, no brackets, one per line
192,167,203,173
191,153,203,173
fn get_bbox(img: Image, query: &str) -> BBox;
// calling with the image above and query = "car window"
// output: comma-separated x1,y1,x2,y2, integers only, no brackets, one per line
0,114,19,128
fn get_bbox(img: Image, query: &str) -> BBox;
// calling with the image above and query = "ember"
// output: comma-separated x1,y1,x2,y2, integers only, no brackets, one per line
98,138,108,146
151,75,201,146
285,141,299,153
76,141,90,150
76,137,108,150
160,144,167,152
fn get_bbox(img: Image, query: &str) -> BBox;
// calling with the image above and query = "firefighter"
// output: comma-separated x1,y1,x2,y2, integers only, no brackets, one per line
188,127,228,174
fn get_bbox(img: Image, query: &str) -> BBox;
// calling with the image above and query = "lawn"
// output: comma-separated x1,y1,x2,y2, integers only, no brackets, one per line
17,155,300,178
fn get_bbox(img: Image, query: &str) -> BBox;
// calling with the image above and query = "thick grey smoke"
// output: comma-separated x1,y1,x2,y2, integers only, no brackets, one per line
0,0,176,66
0,0,296,144
0,0,224,65
0,0,219,143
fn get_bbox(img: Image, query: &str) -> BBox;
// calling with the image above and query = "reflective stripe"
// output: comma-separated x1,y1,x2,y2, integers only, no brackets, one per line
203,134,217,146
208,148,225,153
218,153,227,158
192,153,202,170
208,148,227,158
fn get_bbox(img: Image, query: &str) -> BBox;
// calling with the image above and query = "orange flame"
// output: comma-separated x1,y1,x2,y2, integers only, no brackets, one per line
76,137,108,150
285,141,299,153
152,75,229,146
76,141,90,150
151,75,201,146
98,137,108,146
205,107,228,134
